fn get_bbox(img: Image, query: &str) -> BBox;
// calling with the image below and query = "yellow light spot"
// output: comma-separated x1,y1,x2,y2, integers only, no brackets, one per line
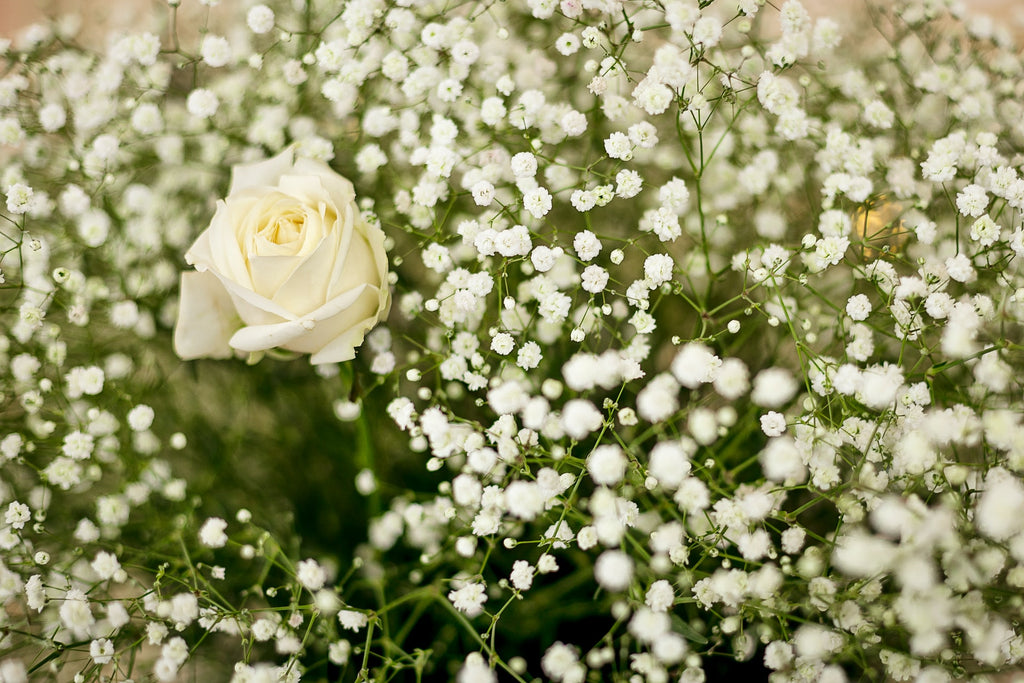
853,198,908,258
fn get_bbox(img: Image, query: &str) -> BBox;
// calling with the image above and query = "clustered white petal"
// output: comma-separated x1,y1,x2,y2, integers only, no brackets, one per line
3,1,1024,682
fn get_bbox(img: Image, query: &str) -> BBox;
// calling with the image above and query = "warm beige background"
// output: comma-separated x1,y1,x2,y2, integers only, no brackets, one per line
0,0,42,36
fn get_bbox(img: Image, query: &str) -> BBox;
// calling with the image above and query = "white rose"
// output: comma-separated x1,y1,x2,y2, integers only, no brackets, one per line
173,148,390,364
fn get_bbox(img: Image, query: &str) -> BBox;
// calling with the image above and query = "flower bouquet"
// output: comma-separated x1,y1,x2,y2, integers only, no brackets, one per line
2,0,1024,681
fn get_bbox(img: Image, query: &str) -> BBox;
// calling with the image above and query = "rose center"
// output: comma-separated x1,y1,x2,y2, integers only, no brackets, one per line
260,209,305,246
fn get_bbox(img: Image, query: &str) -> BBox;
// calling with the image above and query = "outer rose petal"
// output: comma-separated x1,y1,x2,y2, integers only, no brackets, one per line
309,311,382,364
284,285,380,357
174,271,237,360
293,157,356,208
229,147,297,194
227,318,310,352
270,228,342,315
227,284,371,355
186,208,253,290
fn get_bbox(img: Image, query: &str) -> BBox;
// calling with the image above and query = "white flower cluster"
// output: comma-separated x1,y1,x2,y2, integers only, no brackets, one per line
2,0,1024,682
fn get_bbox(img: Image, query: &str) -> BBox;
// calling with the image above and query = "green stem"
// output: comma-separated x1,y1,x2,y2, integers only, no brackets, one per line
355,406,381,518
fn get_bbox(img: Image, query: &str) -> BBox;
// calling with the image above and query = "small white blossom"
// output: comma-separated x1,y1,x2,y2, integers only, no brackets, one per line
573,230,601,261
127,404,155,431
296,558,327,591
580,265,609,293
338,609,369,631
846,294,872,321
955,183,989,217
588,445,628,486
90,638,114,665
5,183,33,214
594,550,634,592
760,411,787,437
200,35,232,67
604,132,633,160
490,332,514,355
510,153,538,178
510,561,535,591
4,502,29,530
448,581,487,617
186,89,219,118
523,187,552,218
247,5,275,33
199,517,228,548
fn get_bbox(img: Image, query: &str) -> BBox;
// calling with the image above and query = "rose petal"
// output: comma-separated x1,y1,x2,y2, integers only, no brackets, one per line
277,174,329,207
229,292,288,328
310,324,373,364
240,194,302,255
173,271,237,360
229,147,296,194
334,219,390,301
186,203,254,290
204,267,299,324
249,252,307,300
228,318,311,353
294,157,356,207
308,282,391,364
366,222,390,288
271,229,341,315
228,284,370,353
186,147,390,364
282,285,381,358
326,224,378,301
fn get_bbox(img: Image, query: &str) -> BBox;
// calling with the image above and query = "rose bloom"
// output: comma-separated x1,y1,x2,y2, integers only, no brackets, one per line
174,148,390,364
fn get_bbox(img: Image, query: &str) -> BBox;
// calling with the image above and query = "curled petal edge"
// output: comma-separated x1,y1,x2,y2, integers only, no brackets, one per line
227,284,372,356
173,271,237,360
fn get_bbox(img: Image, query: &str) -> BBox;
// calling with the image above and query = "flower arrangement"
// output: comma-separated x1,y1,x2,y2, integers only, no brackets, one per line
1,0,1024,681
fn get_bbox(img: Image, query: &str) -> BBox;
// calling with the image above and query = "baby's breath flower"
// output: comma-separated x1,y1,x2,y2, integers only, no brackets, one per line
5,183,33,214
199,517,228,548
594,550,633,592
448,582,487,617
186,89,219,118
247,5,275,34
338,609,368,631
296,559,327,591
200,35,232,68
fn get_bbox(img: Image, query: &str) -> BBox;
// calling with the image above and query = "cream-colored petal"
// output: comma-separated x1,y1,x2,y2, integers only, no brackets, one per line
334,234,379,298
228,318,311,353
228,147,296,194
228,292,286,327
366,220,390,285
204,267,298,323
207,200,255,288
325,208,355,295
236,195,295,257
353,218,390,293
228,282,369,353
291,203,329,255
294,157,356,207
184,227,213,268
309,325,371,364
248,253,306,299
305,284,391,364
270,216,343,313
173,271,237,360
361,218,392,321
281,285,379,355
376,274,392,320
277,174,329,206
253,233,301,257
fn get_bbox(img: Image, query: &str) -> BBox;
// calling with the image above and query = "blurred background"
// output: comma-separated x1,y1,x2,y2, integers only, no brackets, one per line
1,0,1023,38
